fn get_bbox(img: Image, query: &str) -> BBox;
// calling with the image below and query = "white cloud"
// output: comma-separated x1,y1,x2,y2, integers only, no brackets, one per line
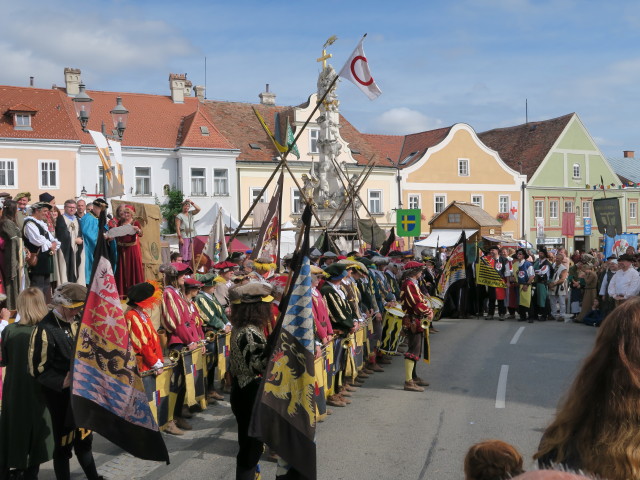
369,107,443,135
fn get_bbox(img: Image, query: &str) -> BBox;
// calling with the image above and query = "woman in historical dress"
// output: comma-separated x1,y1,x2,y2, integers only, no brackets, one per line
115,205,144,297
229,281,273,480
0,200,22,309
576,261,598,323
0,288,53,480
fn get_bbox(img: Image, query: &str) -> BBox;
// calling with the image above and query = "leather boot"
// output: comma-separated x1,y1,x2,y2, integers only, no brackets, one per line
338,394,352,404
327,395,346,407
164,420,184,436
367,362,384,372
181,405,193,419
175,416,193,430
413,377,430,387
404,380,425,392
378,356,392,364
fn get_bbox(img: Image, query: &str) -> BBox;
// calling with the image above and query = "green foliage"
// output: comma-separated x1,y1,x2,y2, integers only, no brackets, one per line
159,187,184,234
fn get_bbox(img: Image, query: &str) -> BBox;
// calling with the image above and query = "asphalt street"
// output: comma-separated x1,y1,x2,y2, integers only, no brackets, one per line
38,317,598,480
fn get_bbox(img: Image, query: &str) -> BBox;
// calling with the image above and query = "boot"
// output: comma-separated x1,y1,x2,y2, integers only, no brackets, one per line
175,417,193,430
340,390,352,397
362,367,375,375
338,394,352,404
165,420,185,435
344,384,358,392
367,362,384,372
413,376,430,387
181,405,193,419
207,390,224,401
326,395,346,407
378,356,392,365
357,371,370,379
404,380,425,392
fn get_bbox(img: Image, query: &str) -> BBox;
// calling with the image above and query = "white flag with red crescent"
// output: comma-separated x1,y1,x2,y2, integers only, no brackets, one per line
338,36,382,100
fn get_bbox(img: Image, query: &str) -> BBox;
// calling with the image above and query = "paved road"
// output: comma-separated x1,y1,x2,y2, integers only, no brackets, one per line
38,317,598,480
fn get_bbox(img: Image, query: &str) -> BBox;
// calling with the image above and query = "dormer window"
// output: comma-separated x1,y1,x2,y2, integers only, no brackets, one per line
6,104,37,131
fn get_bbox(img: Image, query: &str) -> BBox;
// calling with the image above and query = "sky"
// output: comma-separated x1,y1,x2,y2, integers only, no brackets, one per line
2,0,640,158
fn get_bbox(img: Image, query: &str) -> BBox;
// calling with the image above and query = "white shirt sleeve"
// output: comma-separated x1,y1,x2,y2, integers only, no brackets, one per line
24,221,53,250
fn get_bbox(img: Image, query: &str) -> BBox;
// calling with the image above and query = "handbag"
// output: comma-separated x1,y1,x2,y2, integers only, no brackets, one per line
26,249,39,267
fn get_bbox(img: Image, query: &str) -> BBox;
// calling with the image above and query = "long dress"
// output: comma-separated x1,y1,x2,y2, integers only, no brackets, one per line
0,323,54,471
0,219,20,309
115,221,144,297
80,212,99,282
577,270,598,322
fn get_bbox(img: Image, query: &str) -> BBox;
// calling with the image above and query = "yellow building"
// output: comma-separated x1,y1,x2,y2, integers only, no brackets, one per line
393,123,527,238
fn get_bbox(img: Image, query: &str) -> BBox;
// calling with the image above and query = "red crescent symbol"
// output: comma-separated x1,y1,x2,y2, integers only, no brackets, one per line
350,55,374,86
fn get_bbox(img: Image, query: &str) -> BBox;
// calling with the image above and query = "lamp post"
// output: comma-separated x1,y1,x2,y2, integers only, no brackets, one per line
72,87,129,199
387,157,403,209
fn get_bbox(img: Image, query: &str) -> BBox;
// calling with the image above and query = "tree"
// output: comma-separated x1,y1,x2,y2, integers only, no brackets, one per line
159,187,184,234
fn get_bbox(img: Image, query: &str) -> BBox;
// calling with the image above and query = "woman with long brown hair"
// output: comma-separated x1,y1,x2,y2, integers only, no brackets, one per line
534,297,640,479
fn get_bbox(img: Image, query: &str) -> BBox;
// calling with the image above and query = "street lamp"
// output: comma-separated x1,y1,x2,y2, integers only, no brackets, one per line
72,83,93,132
109,96,129,141
387,157,403,209
72,86,129,141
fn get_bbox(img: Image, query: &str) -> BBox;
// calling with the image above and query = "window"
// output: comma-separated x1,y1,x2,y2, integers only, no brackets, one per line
250,187,267,204
471,195,483,208
458,158,469,176
499,195,509,213
135,167,151,195
535,200,544,219
292,189,302,214
213,169,229,195
39,160,57,188
582,201,591,219
0,160,16,187
631,202,637,219
408,194,420,209
572,164,581,178
191,168,206,196
549,200,558,218
564,201,573,213
309,129,319,154
14,114,31,130
368,190,382,214
434,195,446,214
448,213,461,223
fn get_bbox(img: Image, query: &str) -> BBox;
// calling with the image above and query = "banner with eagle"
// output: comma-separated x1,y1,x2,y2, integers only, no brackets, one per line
250,205,317,479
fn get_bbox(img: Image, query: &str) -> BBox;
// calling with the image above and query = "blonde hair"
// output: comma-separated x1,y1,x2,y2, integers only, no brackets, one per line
17,287,49,326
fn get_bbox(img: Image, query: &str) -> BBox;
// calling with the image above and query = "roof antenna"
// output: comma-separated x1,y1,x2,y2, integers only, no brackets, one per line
525,98,528,124
204,56,207,99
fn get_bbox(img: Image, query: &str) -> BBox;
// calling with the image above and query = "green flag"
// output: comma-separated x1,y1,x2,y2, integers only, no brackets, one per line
396,209,421,237
286,118,300,159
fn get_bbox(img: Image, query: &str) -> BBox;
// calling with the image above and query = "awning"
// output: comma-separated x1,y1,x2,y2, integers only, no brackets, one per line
483,235,519,246
415,229,478,247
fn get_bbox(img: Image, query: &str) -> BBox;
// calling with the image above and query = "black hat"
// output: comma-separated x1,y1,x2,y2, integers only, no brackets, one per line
127,282,155,305
39,192,55,203
619,253,635,262
93,198,108,208
324,263,347,280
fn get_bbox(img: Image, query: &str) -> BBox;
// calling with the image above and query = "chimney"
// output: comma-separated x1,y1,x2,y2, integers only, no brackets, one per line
184,79,193,97
259,83,276,106
169,73,187,103
194,85,206,101
29,76,34,87
64,67,82,96
624,150,635,158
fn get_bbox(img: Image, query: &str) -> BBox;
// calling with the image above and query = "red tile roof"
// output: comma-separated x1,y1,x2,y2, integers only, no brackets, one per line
0,85,235,150
0,87,79,140
396,127,453,168
7,103,38,113
478,113,574,178
362,133,404,165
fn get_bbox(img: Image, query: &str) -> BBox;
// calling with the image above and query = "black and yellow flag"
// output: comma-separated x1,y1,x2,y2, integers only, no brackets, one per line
476,253,506,288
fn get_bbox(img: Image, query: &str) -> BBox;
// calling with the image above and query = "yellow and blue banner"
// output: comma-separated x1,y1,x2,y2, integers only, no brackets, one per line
396,209,421,237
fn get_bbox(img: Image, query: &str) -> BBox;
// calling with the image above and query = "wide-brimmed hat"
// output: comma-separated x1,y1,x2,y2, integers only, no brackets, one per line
14,192,30,201
31,201,53,211
324,263,347,281
310,265,328,277
184,277,203,289
213,260,237,273
93,198,108,208
52,283,87,308
618,254,635,262
229,282,274,304
196,272,217,287
127,281,162,308
159,262,193,276
322,251,337,259
405,261,425,269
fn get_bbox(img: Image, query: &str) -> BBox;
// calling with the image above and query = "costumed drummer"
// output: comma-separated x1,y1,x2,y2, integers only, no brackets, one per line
400,261,433,393
28,283,103,480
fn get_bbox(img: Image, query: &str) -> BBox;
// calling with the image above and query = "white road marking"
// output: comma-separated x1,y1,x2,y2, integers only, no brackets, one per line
495,365,509,409
510,327,525,345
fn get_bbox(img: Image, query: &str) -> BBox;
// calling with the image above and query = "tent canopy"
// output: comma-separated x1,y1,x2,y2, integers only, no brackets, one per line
415,229,478,248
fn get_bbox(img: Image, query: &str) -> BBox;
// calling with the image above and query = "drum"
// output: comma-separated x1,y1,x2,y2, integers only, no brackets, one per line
379,306,405,355
428,296,445,321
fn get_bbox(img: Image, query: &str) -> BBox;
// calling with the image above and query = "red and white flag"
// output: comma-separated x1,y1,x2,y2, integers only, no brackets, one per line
338,35,382,100
509,201,519,220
